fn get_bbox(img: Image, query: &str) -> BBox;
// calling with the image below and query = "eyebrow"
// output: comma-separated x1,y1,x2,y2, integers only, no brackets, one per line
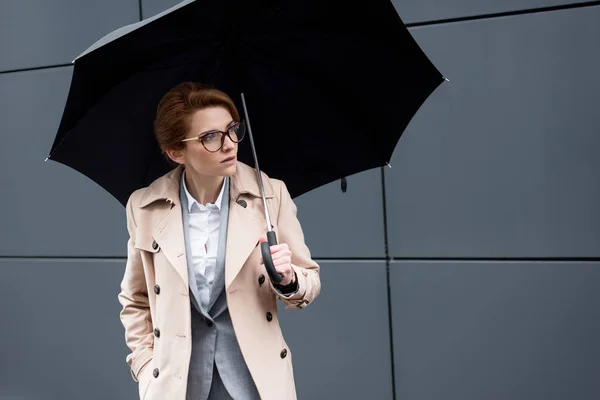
198,120,235,137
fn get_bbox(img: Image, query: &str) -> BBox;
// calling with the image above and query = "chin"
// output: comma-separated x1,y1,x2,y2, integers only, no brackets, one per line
222,163,237,176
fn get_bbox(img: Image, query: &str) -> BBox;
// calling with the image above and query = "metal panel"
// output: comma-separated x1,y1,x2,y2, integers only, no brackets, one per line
0,259,136,400
292,168,386,258
278,261,393,400
0,68,129,257
143,0,591,24
141,0,181,19
390,260,600,400
385,7,600,257
0,0,139,72
393,0,589,24
0,259,394,400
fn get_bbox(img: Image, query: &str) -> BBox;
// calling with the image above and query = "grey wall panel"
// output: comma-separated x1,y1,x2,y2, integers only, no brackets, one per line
293,168,385,258
142,0,181,19
143,0,591,25
278,261,393,400
0,259,136,400
0,68,128,257
0,1,139,72
390,261,600,400
385,7,600,258
393,0,589,24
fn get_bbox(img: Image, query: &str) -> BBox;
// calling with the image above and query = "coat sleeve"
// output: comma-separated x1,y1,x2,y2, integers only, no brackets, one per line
269,180,321,310
118,191,154,382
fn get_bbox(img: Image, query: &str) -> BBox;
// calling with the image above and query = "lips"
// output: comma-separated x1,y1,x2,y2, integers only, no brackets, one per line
221,156,236,163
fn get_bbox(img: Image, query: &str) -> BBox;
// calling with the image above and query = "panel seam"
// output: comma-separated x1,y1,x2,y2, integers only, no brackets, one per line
406,0,600,28
1,256,598,262
0,63,72,75
381,167,397,400
138,0,144,21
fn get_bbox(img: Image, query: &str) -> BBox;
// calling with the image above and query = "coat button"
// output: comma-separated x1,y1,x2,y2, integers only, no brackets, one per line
154,328,160,338
206,319,214,327
153,368,159,378
152,240,159,250
266,312,273,322
237,199,247,208
258,274,265,285
154,284,160,295
280,349,288,359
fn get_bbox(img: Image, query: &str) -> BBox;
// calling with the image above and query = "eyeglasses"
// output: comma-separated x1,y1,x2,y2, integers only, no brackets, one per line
181,120,246,152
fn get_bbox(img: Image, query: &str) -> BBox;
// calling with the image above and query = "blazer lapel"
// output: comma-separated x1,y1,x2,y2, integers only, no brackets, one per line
207,177,230,312
179,177,207,315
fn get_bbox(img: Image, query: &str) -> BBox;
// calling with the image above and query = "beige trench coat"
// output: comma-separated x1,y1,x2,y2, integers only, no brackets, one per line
118,162,321,400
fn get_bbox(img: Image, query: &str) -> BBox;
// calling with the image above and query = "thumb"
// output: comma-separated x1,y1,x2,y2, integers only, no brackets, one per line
259,234,268,244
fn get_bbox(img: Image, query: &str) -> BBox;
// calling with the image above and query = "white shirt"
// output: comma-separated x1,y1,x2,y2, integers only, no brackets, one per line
182,171,226,308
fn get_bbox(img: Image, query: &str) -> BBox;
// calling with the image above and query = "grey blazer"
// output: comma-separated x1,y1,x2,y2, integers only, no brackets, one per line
180,177,260,400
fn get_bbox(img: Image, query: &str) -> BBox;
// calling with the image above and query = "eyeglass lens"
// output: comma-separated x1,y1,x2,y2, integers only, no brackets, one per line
202,122,246,152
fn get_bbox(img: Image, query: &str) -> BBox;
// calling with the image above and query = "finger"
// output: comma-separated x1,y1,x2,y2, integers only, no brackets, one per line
274,264,292,276
259,235,268,244
269,243,289,253
259,252,289,265
270,250,292,261
272,256,291,266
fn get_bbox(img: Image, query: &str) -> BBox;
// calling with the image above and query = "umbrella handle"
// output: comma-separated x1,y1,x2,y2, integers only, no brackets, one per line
261,230,283,284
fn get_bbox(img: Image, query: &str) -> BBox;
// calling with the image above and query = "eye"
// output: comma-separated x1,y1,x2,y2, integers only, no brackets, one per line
202,132,219,142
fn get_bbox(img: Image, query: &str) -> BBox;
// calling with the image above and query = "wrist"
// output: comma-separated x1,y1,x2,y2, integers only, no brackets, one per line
276,270,297,291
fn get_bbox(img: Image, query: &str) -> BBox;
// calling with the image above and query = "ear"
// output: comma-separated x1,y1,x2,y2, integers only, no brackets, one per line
165,148,185,165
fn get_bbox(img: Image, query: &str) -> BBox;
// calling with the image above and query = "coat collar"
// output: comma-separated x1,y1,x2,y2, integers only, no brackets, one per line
136,161,277,291
138,161,275,209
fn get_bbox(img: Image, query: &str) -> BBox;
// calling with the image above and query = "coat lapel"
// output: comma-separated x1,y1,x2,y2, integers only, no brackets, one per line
224,199,267,289
224,162,276,289
152,204,189,290
139,166,189,290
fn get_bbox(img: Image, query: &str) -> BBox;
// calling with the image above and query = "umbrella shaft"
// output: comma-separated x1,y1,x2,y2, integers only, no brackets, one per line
241,93,273,231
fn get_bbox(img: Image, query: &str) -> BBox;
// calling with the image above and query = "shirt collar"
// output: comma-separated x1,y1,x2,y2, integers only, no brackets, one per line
181,170,226,212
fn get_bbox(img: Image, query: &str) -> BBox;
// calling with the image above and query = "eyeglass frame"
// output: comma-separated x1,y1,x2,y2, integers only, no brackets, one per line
180,120,246,152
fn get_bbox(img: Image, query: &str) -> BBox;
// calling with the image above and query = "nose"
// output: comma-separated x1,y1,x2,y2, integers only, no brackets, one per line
222,133,236,151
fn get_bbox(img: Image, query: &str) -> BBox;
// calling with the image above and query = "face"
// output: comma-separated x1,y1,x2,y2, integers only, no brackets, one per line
167,106,238,177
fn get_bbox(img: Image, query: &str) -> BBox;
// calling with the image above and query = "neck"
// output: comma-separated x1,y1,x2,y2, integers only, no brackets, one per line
184,169,225,206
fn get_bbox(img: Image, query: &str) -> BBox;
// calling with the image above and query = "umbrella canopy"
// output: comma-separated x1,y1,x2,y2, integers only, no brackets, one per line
48,0,444,206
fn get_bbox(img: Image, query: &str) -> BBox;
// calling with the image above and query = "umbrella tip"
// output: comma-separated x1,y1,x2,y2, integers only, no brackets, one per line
444,77,450,82
44,156,49,162
386,162,392,169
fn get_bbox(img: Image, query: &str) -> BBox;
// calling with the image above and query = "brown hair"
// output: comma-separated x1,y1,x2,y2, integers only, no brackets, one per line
154,82,240,162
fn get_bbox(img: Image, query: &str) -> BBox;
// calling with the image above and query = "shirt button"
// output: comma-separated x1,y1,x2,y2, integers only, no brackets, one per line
153,368,160,378
258,274,265,286
152,240,159,250
154,284,160,295
266,312,273,322
154,328,160,338
237,199,247,208
280,349,288,359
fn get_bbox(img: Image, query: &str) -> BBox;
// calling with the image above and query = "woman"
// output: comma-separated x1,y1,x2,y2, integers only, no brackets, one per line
118,82,321,400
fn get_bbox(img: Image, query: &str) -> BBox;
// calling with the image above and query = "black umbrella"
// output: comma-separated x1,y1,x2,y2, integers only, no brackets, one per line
48,0,444,283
